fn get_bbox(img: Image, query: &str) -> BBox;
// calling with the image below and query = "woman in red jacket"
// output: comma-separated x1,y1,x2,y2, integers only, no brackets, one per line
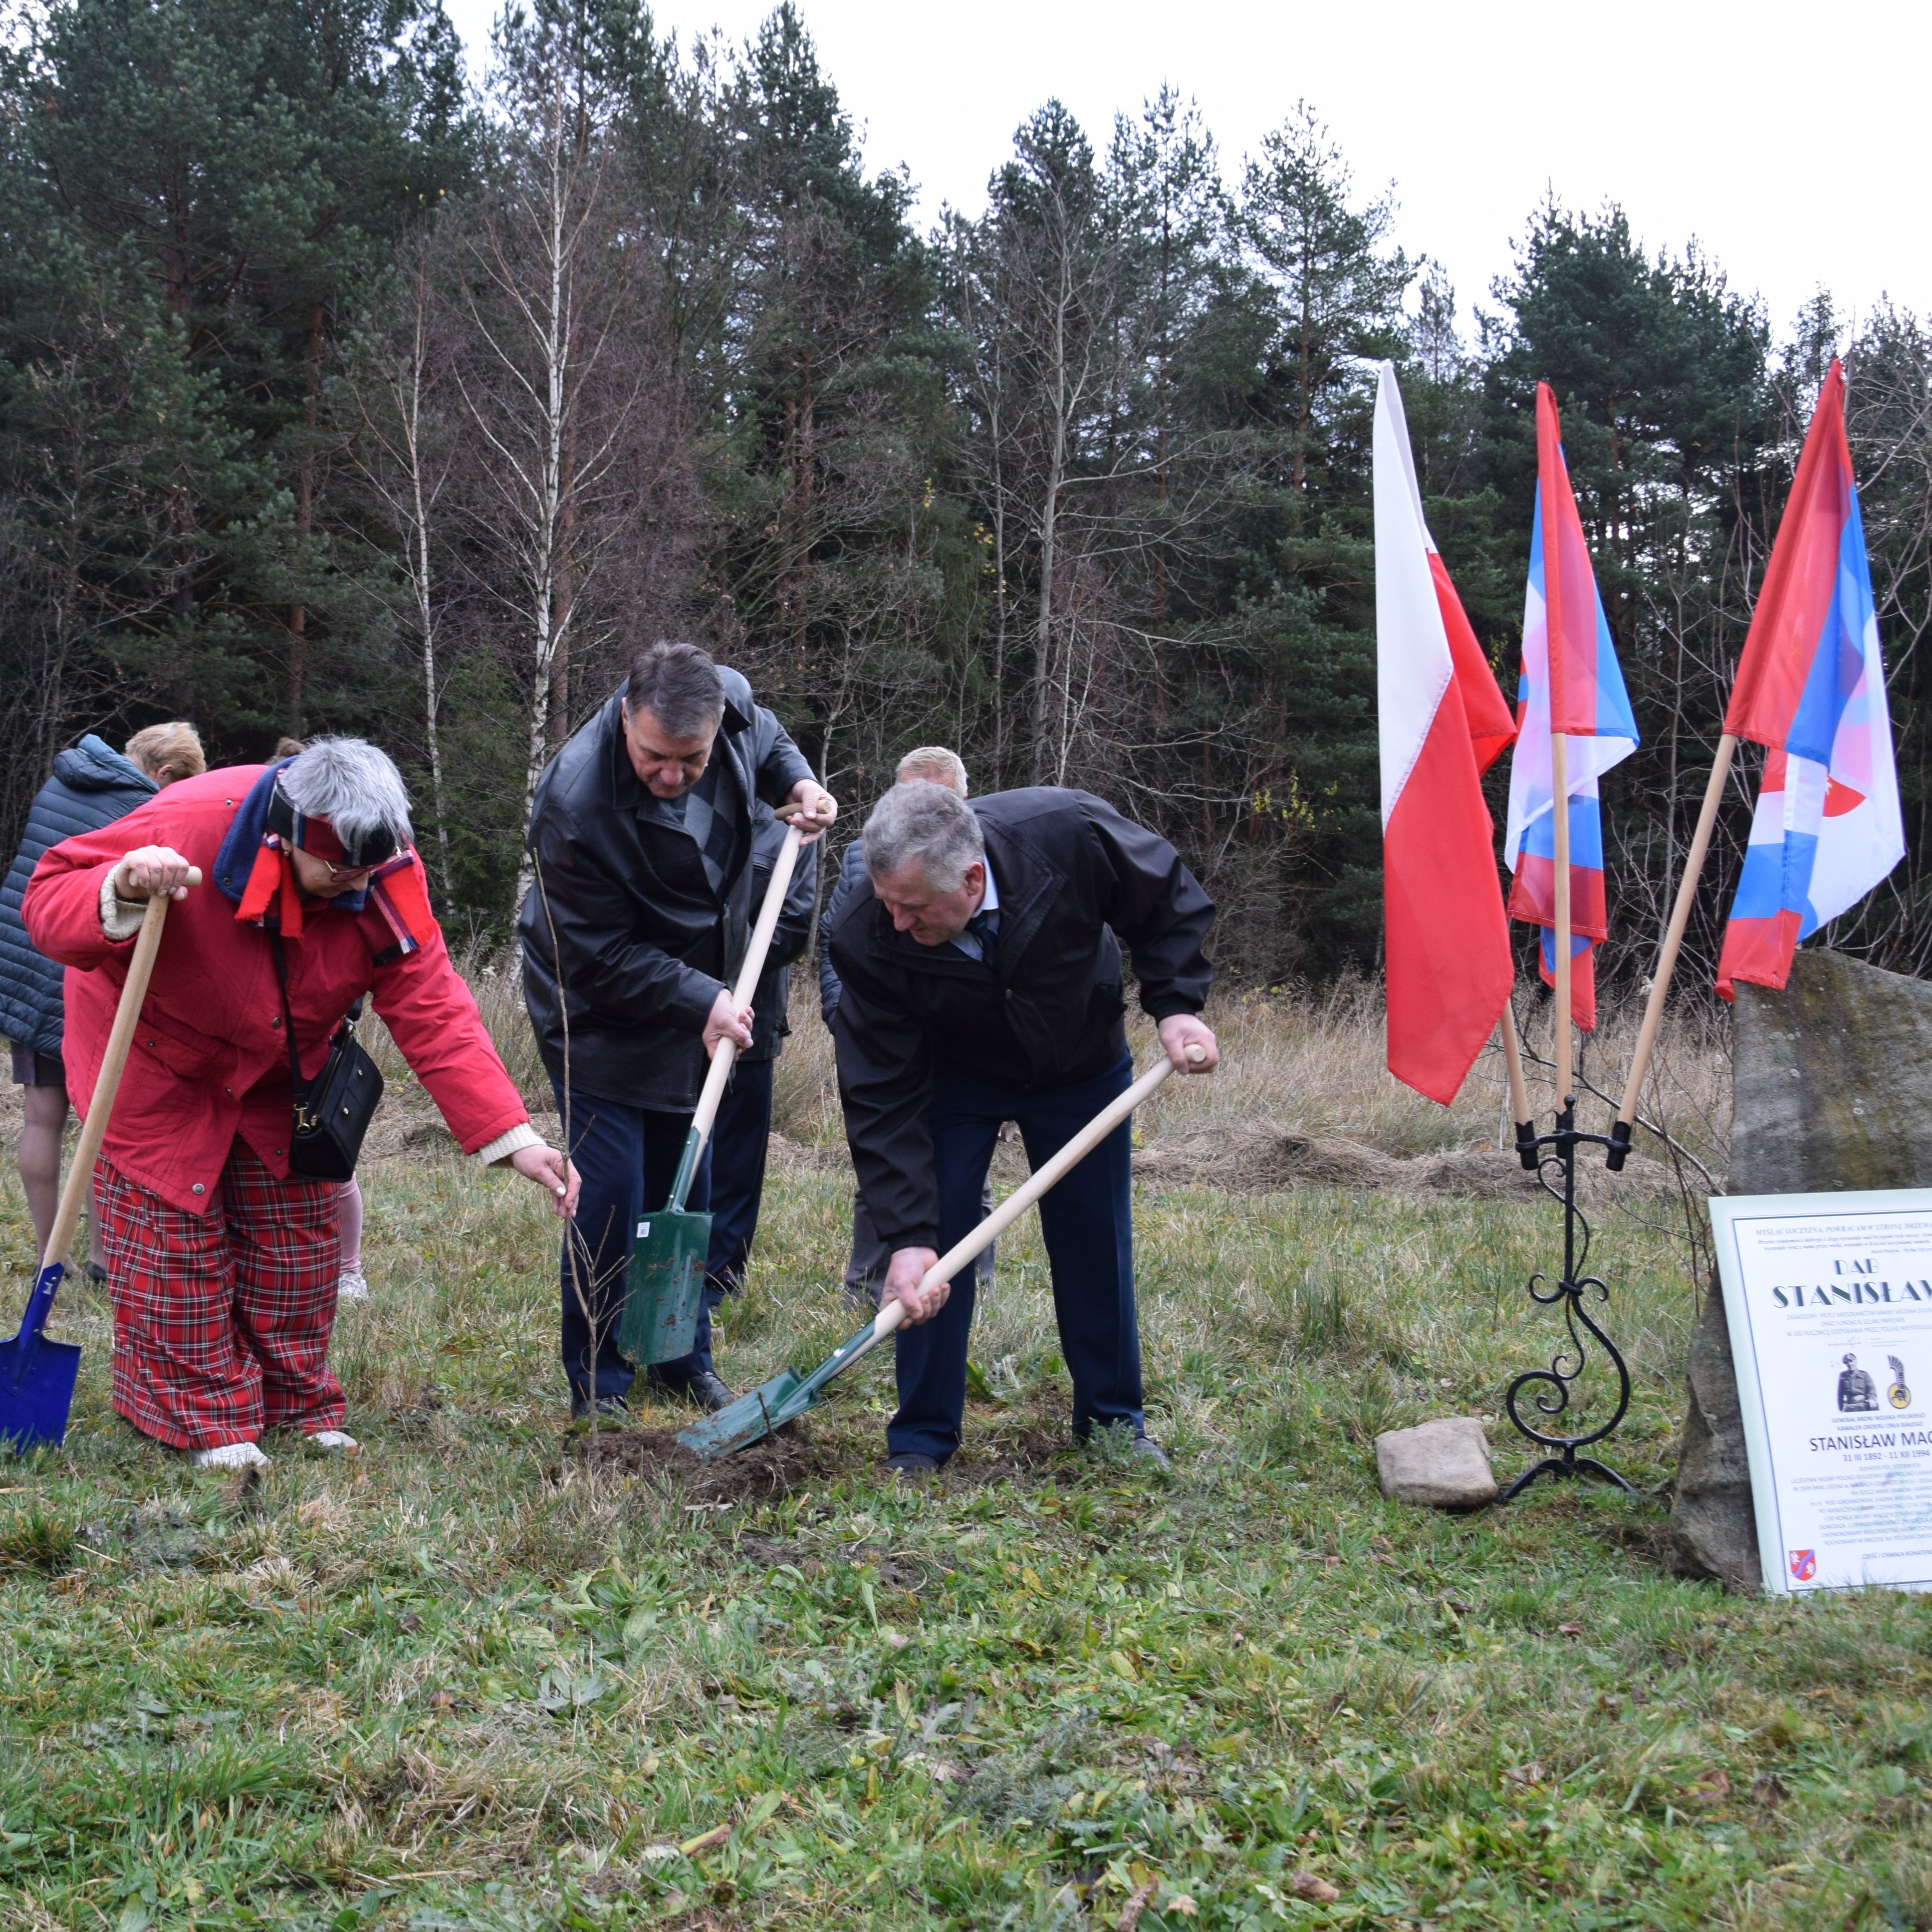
24,738,579,1471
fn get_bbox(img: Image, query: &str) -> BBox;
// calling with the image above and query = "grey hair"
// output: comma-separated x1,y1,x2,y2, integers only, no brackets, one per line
895,744,969,795
626,640,725,738
863,779,984,892
280,736,413,846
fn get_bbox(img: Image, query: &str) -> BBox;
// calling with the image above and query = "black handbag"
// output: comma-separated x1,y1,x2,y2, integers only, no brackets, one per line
270,931,384,1182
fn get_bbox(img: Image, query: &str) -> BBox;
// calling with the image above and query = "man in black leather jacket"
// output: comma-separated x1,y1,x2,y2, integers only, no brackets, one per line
520,643,835,1415
827,781,1215,1470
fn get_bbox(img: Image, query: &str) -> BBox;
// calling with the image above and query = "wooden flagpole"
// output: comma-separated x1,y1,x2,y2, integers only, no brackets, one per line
1499,998,1532,1127
1550,728,1574,1110
1607,731,1739,1167
1498,994,1538,1168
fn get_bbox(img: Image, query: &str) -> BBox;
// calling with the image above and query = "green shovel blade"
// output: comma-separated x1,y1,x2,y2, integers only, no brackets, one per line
677,1310,890,1457
677,1367,806,1456
616,1207,711,1368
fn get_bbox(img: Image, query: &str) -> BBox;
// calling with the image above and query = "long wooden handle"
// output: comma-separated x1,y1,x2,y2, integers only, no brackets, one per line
867,1043,1209,1346
40,871,199,1267
689,822,806,1145
1499,998,1531,1126
1615,733,1738,1132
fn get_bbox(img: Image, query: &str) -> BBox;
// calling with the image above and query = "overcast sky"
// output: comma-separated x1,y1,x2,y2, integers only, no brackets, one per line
442,0,1929,343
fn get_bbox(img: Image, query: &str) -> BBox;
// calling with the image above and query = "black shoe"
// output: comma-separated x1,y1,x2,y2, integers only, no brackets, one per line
1132,1435,1172,1472
570,1393,629,1423
885,1451,939,1475
645,1370,735,1412
682,1371,736,1414
85,1262,109,1286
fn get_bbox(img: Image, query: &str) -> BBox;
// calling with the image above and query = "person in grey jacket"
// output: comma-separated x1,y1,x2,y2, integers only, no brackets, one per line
0,722,204,1266
519,642,835,1416
819,747,991,1305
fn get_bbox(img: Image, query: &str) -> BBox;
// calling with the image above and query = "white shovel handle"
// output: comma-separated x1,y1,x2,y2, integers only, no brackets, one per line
866,1042,1208,1347
688,820,806,1147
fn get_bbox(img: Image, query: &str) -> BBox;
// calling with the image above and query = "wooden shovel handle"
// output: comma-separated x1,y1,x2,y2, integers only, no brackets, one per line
868,1042,1209,1344
689,822,806,1146
40,869,200,1268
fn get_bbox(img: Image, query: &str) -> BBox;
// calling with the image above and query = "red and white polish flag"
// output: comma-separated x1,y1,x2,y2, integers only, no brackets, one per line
1375,362,1518,1104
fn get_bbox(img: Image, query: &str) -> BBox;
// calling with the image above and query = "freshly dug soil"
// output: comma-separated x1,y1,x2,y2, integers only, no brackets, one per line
571,1421,820,1500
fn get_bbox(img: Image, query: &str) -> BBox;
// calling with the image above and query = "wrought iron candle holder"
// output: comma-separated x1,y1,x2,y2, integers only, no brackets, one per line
1498,1104,1634,1502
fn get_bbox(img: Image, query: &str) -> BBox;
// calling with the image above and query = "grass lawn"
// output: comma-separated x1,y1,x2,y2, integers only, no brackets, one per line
1,1034,1929,1930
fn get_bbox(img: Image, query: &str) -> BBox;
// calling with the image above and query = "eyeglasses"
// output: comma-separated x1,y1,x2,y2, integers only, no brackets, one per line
322,859,373,883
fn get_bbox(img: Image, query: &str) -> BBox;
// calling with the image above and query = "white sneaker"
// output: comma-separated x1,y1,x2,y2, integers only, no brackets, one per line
335,1269,370,1302
191,1441,271,1471
305,1429,360,1454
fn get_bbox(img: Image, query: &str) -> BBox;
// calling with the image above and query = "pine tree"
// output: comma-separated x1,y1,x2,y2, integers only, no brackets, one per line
1479,200,1770,980
1241,102,1409,499
1222,102,1412,968
0,0,473,782
712,3,945,787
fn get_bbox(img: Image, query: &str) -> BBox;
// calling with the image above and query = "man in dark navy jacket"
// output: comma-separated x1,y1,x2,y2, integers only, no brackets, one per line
826,781,1215,1470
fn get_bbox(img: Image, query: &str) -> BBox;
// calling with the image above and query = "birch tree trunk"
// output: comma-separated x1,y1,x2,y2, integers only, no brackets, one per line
1029,269,1067,782
404,308,455,905
452,41,636,917
350,251,456,906
508,113,573,912
285,303,325,733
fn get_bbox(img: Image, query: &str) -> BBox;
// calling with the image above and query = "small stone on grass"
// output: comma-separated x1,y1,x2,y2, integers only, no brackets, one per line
1375,1417,1497,1509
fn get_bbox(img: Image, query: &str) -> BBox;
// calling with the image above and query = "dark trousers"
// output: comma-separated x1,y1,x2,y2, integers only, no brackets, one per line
704,1057,773,1304
889,1053,1140,1462
552,1081,714,1402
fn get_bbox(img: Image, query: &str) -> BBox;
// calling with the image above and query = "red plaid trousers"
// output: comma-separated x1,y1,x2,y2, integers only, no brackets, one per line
96,1143,345,1450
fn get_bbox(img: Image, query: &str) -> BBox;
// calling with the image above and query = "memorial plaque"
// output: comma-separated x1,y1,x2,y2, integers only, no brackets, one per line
1710,1189,1932,1595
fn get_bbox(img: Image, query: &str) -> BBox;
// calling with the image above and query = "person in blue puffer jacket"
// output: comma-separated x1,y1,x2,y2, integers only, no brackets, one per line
0,722,205,1266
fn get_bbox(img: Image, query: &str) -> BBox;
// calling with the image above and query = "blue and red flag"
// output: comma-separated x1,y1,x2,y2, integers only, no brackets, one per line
1504,383,1639,1030
1716,361,1904,998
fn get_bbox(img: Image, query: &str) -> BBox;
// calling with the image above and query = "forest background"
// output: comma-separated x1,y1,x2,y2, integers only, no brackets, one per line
3,0,1928,993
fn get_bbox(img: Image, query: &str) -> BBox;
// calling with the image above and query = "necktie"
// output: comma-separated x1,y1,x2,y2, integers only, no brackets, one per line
966,909,999,968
